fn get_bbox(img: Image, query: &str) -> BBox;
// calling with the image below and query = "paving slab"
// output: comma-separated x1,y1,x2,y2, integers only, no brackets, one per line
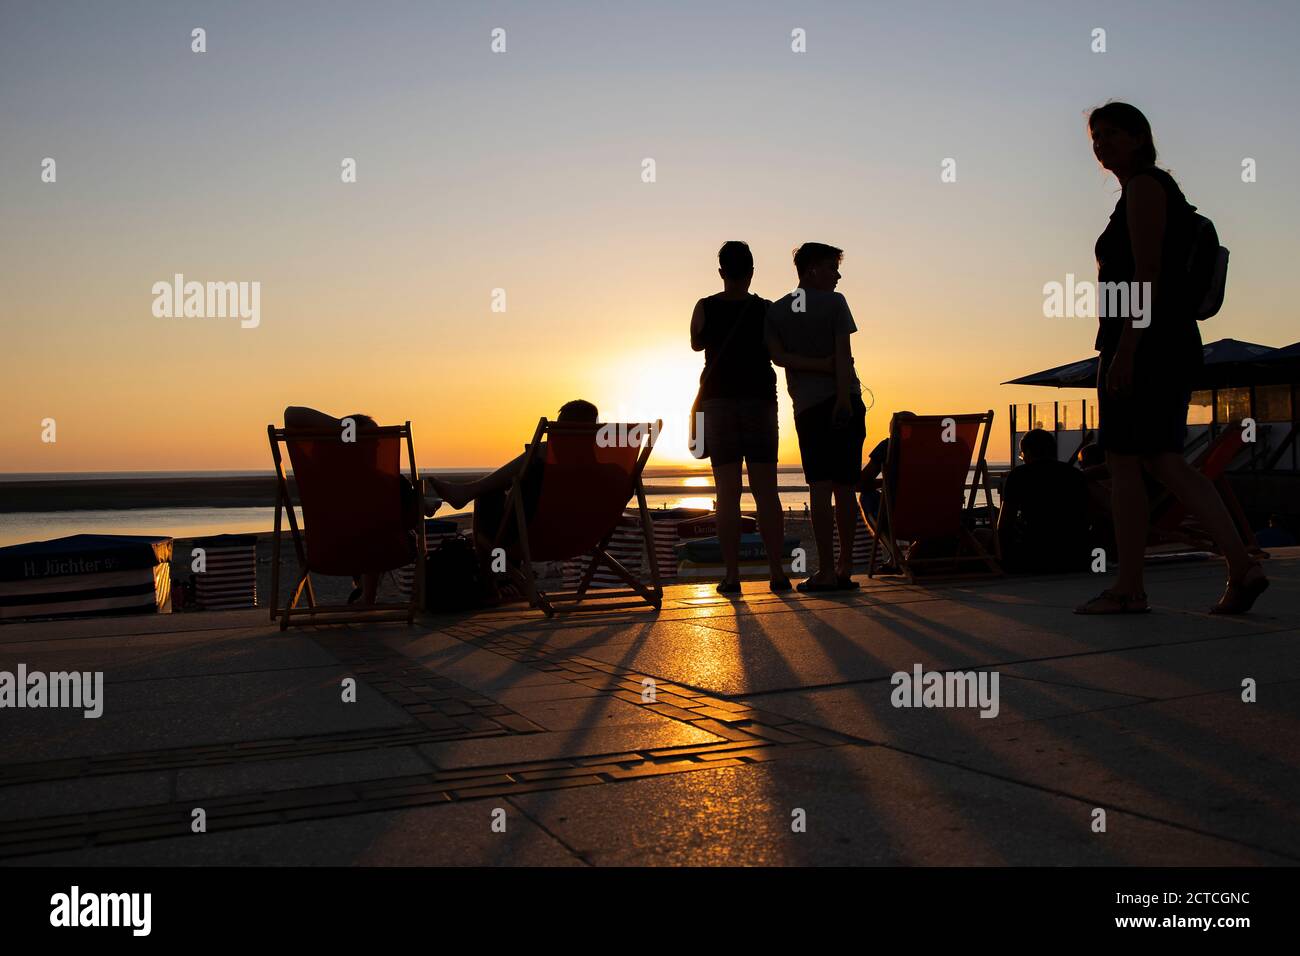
175,747,435,801
0,771,174,821
998,630,1300,699
419,723,726,770
507,745,1287,866
0,609,267,644
500,696,682,733
0,627,339,681
869,690,1300,860
0,667,413,763
4,801,581,866
739,673,1145,745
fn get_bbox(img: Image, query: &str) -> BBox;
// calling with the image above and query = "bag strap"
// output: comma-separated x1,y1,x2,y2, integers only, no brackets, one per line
699,295,760,388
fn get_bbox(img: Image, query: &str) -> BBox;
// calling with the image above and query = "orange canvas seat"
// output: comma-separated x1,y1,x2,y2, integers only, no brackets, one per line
497,418,662,616
267,422,426,629
868,410,1000,581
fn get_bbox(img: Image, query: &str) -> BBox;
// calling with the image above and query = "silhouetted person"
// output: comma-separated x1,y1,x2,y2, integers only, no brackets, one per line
1075,102,1266,614
997,429,1091,573
766,242,866,592
858,427,905,572
430,400,599,600
283,406,431,605
689,241,796,593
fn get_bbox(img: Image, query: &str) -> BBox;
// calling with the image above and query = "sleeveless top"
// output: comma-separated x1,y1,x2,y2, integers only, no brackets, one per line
697,294,777,402
1093,167,1203,370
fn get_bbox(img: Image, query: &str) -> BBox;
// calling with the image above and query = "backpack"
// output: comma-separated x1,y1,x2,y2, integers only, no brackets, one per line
423,535,490,612
1185,211,1229,321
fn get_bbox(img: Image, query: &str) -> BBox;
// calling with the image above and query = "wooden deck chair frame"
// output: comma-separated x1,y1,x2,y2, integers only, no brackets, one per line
868,410,1001,582
267,422,426,630
494,418,663,618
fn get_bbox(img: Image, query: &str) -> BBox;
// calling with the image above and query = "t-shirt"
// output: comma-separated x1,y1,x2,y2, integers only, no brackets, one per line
765,288,860,415
999,460,1091,572
697,294,777,402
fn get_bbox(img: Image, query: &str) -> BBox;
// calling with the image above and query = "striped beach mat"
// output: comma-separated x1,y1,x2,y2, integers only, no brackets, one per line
192,533,257,609
833,511,875,570
562,513,649,590
397,519,462,597
0,534,172,621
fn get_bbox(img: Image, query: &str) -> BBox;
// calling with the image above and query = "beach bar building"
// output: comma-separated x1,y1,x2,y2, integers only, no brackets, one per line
1005,338,1300,519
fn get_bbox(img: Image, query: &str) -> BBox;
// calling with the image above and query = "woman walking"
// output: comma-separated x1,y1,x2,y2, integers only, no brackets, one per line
1075,102,1267,615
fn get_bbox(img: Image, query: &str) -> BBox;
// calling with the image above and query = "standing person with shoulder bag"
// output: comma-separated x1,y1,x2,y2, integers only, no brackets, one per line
689,241,796,594
1075,102,1266,615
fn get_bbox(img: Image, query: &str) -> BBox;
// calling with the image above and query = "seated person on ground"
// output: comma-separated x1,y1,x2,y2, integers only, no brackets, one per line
428,399,599,598
282,406,433,604
996,428,1091,574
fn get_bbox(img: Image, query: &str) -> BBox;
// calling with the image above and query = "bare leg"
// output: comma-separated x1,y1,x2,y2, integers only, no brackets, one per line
430,452,527,509
1108,451,1149,595
712,461,743,586
833,483,859,578
807,481,837,585
747,462,789,583
1141,452,1252,577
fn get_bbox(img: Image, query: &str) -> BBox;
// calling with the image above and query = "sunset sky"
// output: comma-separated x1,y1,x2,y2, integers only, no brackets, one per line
3,0,1299,471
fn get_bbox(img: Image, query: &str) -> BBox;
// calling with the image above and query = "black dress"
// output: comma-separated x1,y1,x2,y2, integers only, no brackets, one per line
1094,167,1204,454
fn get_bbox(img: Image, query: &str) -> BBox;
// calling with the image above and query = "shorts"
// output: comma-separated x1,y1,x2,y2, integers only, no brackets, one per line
701,398,779,466
795,395,866,485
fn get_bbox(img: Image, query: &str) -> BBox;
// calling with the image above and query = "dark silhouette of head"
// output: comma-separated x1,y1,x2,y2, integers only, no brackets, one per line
793,242,843,292
1020,429,1057,463
1079,441,1105,469
718,241,754,289
344,412,378,430
1088,102,1157,175
558,399,598,423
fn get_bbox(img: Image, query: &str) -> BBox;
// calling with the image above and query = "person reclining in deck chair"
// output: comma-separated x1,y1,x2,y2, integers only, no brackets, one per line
857,418,912,574
428,399,600,601
996,429,1091,574
283,406,435,604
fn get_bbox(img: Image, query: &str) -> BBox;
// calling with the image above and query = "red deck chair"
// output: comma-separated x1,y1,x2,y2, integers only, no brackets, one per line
267,421,426,629
496,418,662,617
1149,423,1260,552
867,411,1000,582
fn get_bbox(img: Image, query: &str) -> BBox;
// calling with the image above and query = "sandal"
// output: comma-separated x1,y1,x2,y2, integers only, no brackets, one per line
769,576,793,593
716,579,742,595
1209,562,1269,615
1073,588,1150,615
